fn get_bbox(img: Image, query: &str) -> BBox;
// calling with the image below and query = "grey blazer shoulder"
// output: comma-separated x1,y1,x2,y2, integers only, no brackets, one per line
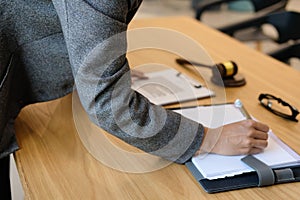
0,0,73,158
0,0,204,163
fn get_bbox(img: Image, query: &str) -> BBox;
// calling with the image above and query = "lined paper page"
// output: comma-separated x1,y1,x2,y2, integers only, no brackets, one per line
174,104,300,180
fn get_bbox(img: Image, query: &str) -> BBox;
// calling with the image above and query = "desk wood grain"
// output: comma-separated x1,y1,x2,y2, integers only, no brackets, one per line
15,16,300,200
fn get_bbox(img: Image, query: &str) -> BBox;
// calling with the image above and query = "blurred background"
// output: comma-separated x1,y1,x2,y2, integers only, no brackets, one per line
134,0,300,71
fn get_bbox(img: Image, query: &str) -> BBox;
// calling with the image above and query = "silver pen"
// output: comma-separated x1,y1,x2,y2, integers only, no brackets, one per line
234,99,252,119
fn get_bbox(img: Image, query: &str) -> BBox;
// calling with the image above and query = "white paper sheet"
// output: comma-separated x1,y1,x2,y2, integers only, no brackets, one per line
131,69,214,105
174,104,300,180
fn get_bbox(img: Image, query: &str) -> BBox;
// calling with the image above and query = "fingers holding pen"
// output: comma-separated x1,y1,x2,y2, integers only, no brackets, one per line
242,119,269,137
200,119,270,156
251,120,269,133
238,136,268,155
232,120,269,154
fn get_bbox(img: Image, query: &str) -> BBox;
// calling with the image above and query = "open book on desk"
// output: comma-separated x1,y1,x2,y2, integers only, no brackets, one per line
173,104,300,193
131,69,214,105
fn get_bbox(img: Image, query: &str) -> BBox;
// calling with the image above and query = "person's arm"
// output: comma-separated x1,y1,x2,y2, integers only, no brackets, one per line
52,0,204,163
52,0,269,163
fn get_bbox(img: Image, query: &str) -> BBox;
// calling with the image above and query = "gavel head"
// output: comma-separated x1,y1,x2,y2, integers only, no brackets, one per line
211,61,246,87
212,61,238,79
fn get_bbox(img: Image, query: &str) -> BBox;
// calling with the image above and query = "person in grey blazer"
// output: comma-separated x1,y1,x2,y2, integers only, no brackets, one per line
0,0,269,198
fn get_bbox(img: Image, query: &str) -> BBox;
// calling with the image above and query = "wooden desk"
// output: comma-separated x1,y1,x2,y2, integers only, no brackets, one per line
15,16,300,199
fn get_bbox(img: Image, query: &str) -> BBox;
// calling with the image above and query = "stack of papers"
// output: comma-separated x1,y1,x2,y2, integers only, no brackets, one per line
131,69,214,105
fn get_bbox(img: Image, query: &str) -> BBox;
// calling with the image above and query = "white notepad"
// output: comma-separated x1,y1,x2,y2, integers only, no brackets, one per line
131,69,214,105
174,104,300,180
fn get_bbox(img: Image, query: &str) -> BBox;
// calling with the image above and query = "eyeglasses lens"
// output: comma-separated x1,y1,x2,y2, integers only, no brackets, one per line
261,98,294,116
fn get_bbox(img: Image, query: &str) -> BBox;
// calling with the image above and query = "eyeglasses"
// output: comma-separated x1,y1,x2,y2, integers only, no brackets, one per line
258,93,299,122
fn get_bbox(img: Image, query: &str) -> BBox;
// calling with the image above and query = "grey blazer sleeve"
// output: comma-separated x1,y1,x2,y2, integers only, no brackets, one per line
52,0,205,163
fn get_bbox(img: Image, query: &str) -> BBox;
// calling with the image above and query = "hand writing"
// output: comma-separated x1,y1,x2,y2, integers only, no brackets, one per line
196,120,269,156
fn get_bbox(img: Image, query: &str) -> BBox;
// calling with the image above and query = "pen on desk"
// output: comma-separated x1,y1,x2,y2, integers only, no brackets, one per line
234,99,252,119
234,99,268,171
167,102,234,110
176,72,202,88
